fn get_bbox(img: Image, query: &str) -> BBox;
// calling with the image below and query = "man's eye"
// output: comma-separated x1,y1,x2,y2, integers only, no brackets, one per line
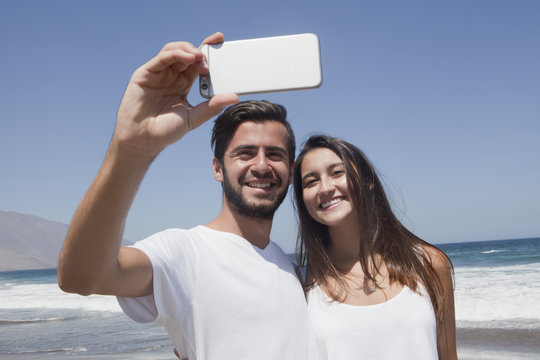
237,151,254,158
268,152,285,160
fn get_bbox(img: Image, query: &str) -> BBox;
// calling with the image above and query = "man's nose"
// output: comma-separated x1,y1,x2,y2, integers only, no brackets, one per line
251,152,272,176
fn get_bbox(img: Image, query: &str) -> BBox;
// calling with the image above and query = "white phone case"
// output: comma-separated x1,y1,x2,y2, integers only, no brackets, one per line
199,33,322,98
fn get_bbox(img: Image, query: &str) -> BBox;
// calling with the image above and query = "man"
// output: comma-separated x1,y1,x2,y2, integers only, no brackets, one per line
57,32,317,360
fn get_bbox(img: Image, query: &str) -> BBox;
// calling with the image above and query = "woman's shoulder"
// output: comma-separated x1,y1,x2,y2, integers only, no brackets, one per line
420,243,453,278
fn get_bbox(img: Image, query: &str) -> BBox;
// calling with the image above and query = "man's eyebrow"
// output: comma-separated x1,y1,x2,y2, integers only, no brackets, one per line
229,145,256,155
265,145,288,154
229,145,288,156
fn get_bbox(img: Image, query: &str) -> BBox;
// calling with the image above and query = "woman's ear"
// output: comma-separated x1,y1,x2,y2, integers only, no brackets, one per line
213,157,224,182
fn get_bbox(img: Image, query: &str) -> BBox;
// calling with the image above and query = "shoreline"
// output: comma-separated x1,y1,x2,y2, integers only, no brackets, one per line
2,327,540,360
0,349,174,360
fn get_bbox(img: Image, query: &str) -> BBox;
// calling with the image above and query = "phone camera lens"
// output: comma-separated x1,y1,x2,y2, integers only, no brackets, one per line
201,84,208,91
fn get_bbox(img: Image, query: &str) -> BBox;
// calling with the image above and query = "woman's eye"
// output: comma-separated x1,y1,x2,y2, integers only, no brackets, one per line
303,179,317,188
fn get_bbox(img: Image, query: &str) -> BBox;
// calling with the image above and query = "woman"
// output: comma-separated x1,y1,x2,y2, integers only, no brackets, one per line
293,135,457,360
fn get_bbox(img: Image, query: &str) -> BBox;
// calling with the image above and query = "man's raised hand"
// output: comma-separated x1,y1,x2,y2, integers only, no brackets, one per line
114,32,238,159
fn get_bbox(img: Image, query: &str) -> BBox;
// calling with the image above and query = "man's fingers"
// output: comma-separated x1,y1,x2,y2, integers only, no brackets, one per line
170,56,207,77
144,44,202,73
188,93,239,131
143,33,225,74
199,32,225,48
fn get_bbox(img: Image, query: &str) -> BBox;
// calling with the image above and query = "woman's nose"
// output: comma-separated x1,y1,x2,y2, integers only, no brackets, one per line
319,177,335,195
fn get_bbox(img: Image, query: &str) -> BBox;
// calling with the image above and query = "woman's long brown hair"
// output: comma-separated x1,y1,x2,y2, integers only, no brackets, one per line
293,135,453,326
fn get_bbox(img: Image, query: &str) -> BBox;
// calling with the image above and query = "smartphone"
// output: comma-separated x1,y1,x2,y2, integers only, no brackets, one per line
199,33,322,98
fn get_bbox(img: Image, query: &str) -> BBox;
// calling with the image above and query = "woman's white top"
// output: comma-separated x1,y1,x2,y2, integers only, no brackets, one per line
307,284,438,360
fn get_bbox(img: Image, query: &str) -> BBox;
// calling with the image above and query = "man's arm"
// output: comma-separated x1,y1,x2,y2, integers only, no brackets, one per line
57,33,238,298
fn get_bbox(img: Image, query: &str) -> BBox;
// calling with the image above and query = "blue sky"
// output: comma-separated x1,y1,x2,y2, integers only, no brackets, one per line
1,1,539,253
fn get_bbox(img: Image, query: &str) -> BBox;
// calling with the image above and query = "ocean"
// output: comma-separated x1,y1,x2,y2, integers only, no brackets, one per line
1,237,539,359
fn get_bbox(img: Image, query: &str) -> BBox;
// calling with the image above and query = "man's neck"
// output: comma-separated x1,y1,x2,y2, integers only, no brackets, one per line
205,205,273,249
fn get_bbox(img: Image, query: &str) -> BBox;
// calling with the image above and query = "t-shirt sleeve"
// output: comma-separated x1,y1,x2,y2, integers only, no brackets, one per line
117,229,199,327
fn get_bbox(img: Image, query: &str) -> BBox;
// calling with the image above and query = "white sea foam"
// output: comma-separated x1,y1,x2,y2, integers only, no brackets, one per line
2,263,539,324
0,283,122,312
3,347,88,355
481,249,506,254
453,263,540,323
0,316,69,325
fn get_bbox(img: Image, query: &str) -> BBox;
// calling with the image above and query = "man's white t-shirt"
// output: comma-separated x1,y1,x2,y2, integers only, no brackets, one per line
118,226,318,360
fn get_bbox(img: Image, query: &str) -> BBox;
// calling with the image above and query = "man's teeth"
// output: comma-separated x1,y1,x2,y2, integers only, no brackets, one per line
249,182,271,188
322,198,342,209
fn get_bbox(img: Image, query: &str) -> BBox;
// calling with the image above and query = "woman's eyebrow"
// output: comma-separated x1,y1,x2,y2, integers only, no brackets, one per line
301,162,343,182
328,162,344,171
301,171,317,182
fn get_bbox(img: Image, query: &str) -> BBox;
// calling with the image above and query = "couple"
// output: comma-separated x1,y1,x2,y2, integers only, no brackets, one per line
58,32,457,359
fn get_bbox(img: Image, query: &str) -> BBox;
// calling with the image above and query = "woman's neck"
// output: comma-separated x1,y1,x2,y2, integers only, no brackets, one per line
327,220,362,271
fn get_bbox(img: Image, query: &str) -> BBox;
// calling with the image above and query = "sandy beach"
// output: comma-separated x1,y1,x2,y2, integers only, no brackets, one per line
456,326,540,360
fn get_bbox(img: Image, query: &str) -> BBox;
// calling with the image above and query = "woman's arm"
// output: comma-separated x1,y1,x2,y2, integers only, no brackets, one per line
429,247,458,360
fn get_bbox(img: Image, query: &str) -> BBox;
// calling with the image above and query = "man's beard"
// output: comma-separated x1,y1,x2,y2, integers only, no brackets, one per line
222,168,288,220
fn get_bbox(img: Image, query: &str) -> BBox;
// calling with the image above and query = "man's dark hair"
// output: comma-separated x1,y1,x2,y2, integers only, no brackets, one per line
211,100,295,165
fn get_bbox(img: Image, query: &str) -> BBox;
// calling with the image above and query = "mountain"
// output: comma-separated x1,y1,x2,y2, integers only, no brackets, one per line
0,210,69,271
0,210,134,271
